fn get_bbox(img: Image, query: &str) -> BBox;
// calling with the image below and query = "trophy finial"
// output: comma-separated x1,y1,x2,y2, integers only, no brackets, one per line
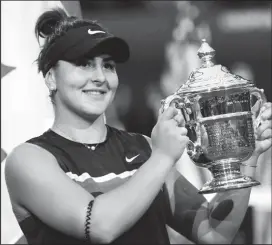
197,39,215,67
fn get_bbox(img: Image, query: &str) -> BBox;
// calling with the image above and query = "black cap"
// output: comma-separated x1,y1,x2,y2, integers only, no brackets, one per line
41,24,130,76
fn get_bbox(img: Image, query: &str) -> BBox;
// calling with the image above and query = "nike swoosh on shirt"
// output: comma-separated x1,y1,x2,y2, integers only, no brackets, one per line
88,29,105,35
125,154,140,163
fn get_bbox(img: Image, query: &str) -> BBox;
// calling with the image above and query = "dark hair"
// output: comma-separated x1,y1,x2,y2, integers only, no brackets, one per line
34,8,102,75
34,8,105,103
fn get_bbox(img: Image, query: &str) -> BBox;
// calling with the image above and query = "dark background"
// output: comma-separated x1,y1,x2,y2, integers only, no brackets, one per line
79,1,271,136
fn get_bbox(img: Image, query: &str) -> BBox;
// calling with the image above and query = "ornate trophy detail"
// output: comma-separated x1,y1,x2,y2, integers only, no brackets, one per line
161,39,267,194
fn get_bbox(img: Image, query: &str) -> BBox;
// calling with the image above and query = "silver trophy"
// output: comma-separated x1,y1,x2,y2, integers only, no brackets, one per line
161,39,266,194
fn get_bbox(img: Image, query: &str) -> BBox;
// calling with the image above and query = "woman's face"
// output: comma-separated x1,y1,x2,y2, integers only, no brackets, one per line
52,54,118,119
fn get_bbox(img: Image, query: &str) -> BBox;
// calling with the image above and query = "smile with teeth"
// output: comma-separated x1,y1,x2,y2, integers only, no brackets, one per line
83,90,107,95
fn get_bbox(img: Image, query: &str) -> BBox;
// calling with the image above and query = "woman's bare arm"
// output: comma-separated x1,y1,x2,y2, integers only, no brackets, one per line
6,107,187,243
5,143,174,243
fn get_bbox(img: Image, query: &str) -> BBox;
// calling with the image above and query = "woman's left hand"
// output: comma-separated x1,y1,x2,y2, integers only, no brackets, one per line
253,102,272,157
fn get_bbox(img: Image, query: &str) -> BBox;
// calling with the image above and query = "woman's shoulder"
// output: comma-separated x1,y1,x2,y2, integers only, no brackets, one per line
4,142,59,202
6,128,56,167
8,141,50,157
5,138,63,184
5,142,57,175
25,129,53,145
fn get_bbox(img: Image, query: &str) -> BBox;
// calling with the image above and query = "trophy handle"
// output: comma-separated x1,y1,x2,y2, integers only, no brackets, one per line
161,94,204,165
161,94,183,113
250,87,267,130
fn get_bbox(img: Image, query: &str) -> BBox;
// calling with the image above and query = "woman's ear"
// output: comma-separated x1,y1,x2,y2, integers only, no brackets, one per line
45,68,57,91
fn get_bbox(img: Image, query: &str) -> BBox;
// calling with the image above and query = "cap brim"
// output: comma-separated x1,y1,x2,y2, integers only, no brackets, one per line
64,36,130,63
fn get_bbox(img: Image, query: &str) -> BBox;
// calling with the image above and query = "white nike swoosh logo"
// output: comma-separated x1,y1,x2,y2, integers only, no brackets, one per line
88,29,105,35
125,154,140,163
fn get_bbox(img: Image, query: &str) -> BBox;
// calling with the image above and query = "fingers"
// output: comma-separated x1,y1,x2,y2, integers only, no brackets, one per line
255,102,272,139
261,103,272,120
262,102,272,110
256,120,272,138
160,106,179,121
178,135,190,147
176,126,188,136
173,113,185,127
257,128,272,141
158,106,164,117
252,101,271,117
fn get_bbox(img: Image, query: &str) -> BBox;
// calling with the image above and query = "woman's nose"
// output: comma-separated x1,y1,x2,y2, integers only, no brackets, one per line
91,66,106,85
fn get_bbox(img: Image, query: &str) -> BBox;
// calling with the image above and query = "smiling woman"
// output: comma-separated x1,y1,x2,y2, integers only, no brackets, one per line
4,6,272,245
49,55,118,119
4,7,190,244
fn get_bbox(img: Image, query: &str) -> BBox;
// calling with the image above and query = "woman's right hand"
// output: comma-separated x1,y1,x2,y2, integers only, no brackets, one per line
151,107,189,163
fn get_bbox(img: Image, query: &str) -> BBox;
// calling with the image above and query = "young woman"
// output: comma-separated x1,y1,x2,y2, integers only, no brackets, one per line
5,8,272,244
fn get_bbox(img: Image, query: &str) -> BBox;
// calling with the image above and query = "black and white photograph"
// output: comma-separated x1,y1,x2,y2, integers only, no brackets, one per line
1,1,271,244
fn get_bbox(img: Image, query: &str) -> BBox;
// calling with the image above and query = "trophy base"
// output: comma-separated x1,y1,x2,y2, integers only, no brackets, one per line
198,161,261,194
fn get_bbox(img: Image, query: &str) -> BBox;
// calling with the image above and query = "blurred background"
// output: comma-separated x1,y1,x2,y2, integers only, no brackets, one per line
1,1,271,244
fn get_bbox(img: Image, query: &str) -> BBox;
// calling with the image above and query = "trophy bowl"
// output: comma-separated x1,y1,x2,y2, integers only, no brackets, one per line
161,39,266,194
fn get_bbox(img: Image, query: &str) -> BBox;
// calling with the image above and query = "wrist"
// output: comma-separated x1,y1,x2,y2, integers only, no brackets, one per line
151,149,176,166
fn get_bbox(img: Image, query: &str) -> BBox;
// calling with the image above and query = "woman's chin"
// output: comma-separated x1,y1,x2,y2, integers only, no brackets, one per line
80,108,106,120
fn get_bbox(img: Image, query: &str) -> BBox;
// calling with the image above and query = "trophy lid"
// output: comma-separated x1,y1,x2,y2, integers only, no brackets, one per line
176,39,254,95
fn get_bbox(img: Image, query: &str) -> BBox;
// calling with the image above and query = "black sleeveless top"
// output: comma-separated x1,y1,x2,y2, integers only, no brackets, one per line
19,125,172,244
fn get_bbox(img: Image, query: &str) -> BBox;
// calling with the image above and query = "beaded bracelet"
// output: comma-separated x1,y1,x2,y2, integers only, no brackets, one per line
85,200,94,241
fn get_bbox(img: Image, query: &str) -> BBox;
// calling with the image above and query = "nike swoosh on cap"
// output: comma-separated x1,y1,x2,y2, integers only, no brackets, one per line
88,29,106,35
125,154,140,163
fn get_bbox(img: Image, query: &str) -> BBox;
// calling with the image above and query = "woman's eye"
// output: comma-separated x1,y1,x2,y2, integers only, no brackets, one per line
104,62,115,70
74,58,93,67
